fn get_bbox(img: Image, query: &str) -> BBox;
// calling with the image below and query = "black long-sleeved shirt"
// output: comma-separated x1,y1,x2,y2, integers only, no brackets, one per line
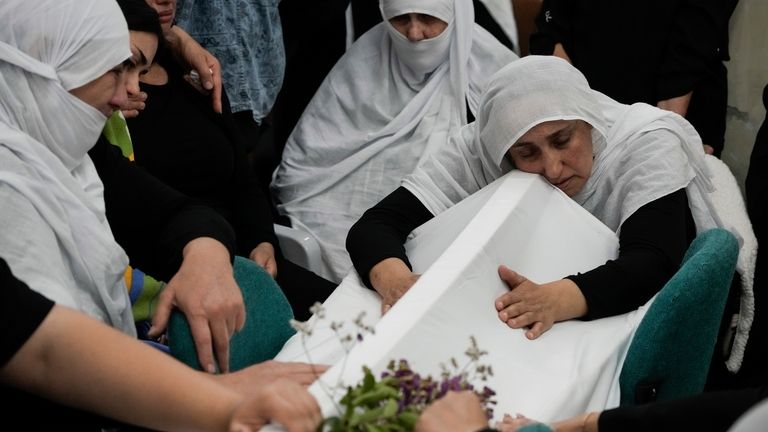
347,186,695,319
88,136,236,283
125,51,278,258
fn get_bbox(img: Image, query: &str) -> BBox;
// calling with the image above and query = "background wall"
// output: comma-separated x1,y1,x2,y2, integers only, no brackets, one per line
723,0,768,192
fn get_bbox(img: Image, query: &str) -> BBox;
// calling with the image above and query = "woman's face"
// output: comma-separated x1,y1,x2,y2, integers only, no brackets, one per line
124,30,159,98
507,120,594,197
68,67,128,117
145,0,176,33
389,13,448,42
68,31,157,117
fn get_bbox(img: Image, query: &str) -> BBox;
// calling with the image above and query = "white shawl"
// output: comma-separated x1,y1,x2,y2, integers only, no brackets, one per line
404,56,756,371
0,0,135,334
273,0,517,282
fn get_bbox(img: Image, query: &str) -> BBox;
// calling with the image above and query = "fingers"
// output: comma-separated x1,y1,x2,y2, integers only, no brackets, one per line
498,265,527,289
148,289,174,338
526,321,548,340
211,319,232,374
265,381,322,432
265,259,278,278
188,315,217,374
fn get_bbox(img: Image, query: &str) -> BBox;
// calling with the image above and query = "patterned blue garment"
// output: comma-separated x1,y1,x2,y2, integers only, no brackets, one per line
176,0,285,123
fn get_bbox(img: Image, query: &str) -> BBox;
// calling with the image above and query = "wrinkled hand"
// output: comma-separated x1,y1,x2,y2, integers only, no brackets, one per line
416,391,488,432
149,237,245,374
249,242,277,278
169,25,222,113
494,266,587,340
120,91,147,119
215,360,329,396
228,379,322,432
369,258,420,315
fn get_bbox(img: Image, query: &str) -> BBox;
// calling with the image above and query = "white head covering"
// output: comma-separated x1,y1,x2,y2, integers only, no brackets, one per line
0,0,135,334
273,0,517,281
404,55,755,371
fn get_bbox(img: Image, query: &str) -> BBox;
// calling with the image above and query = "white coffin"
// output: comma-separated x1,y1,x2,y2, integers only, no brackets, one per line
273,172,650,425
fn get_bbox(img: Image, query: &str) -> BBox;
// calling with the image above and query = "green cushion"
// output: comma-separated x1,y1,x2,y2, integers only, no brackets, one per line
619,228,739,405
168,256,296,372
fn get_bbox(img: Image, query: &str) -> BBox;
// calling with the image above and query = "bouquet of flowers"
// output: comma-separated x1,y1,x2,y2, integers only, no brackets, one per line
290,304,497,432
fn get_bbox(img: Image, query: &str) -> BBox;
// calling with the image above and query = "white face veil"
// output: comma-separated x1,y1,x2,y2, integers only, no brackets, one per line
0,0,135,333
274,0,517,281
381,0,454,80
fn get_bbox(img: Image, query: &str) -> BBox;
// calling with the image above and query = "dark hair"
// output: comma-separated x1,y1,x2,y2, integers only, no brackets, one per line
116,0,164,41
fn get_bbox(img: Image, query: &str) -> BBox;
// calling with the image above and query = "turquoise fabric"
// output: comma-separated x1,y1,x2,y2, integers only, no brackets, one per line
619,228,739,405
168,256,296,372
518,424,554,432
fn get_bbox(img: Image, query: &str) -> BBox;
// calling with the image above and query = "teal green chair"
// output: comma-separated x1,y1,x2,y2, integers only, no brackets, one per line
517,228,739,432
619,228,739,405
168,256,296,372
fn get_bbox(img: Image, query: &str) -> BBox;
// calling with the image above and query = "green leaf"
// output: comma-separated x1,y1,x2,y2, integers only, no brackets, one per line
397,411,420,429
381,399,398,418
362,367,376,392
352,386,399,407
349,406,384,427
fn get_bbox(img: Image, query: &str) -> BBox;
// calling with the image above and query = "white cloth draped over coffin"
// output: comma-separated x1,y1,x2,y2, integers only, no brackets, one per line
273,172,651,425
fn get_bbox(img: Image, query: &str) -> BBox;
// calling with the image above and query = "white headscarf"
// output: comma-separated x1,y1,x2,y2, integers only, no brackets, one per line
404,55,755,371
0,0,134,334
273,0,517,281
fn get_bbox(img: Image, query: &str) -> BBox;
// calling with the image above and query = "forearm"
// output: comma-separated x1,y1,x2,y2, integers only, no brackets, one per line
569,189,691,319
657,91,692,117
346,187,433,288
1,305,240,432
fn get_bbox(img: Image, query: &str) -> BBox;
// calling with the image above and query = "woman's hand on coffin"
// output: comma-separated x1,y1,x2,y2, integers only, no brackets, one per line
228,379,322,432
416,391,488,432
215,360,329,396
495,266,587,339
369,258,420,314
250,242,278,278
149,237,245,374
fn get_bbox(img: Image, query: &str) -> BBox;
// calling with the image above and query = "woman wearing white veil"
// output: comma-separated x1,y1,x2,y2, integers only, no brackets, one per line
272,0,517,282
348,55,755,373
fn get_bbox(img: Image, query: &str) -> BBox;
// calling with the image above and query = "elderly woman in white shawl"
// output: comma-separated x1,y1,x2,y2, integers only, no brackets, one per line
0,0,248,375
272,0,517,282
348,56,755,371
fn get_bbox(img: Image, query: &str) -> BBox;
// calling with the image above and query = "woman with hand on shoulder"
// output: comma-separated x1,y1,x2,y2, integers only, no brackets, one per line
347,56,752,346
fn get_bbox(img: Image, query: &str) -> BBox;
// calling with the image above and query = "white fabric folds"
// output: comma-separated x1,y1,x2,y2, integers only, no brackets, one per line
0,0,135,334
272,0,517,282
273,172,648,424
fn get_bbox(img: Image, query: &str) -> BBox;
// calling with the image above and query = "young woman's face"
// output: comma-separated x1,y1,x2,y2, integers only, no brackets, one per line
68,31,157,117
389,13,448,42
145,0,176,33
124,30,159,98
507,120,594,197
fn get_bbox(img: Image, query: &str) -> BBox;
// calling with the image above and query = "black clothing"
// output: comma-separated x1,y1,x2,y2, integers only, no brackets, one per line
599,386,768,431
89,136,236,283
347,186,695,319
127,53,277,259
0,258,53,368
740,83,768,387
125,53,336,320
530,0,738,156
